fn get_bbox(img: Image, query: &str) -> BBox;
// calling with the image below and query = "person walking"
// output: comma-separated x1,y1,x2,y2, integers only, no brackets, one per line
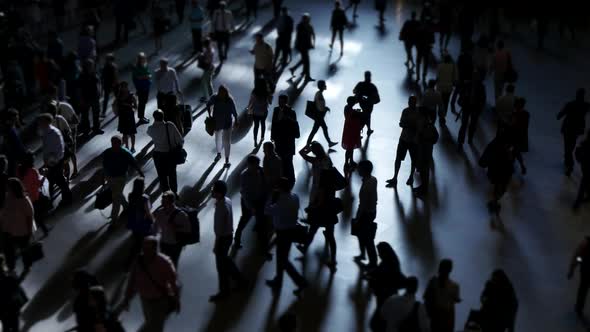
206,85,239,166
263,141,283,192
102,135,144,222
557,88,589,176
114,81,138,152
121,237,180,331
329,1,348,55
457,72,486,148
0,178,35,274
353,160,378,269
152,2,167,53
132,52,152,125
251,33,274,85
211,1,234,61
386,96,419,188
480,269,518,332
496,84,516,130
247,78,271,146
17,152,49,237
101,53,119,117
380,277,430,332
155,58,183,135
126,177,155,263
43,103,76,182
290,13,315,81
341,96,363,169
424,259,461,332
147,110,184,195
353,71,380,135
234,155,266,249
245,0,259,21
573,133,590,210
210,180,245,301
189,0,206,53
265,178,308,295
510,97,530,175
421,80,443,124
307,80,338,147
77,59,103,135
437,0,453,52
413,105,438,197
299,142,333,206
435,53,457,120
271,94,300,184
450,44,474,112
0,255,27,332
273,7,294,67
415,16,434,83
479,130,515,215
199,38,216,102
153,191,190,267
399,11,419,68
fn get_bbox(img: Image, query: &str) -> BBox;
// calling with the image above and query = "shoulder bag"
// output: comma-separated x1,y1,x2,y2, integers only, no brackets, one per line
166,123,187,165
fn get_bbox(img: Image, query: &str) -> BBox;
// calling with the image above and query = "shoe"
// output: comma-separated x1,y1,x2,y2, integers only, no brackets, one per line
406,177,414,186
265,278,280,291
209,292,230,302
92,129,105,135
329,43,333,49
293,281,308,296
224,160,231,167
215,153,222,161
130,147,136,153
138,118,150,124
353,255,366,263
328,141,339,148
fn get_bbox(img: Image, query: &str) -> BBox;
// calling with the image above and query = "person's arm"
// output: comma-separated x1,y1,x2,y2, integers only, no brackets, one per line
144,199,155,222
299,145,316,163
569,240,587,279
206,95,215,115
557,104,568,120
230,98,239,124
128,152,145,177
247,93,255,111
172,123,184,146
291,110,300,138
310,27,316,48
172,70,181,95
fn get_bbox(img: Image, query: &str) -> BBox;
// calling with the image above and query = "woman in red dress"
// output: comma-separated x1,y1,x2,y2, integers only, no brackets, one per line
342,96,363,169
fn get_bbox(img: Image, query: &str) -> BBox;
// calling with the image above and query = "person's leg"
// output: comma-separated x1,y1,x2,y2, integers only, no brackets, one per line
467,110,481,144
324,225,337,265
235,198,253,246
123,134,129,149
366,237,377,267
253,118,260,144
330,29,336,48
260,117,266,141
441,91,451,117
137,89,148,120
168,160,178,194
153,152,170,192
281,154,295,184
415,51,423,80
404,42,413,65
282,239,306,287
220,236,242,282
48,160,72,202
573,176,588,208
339,29,344,53
302,51,311,79
80,105,90,134
109,176,126,220
457,110,470,145
2,234,17,270
391,141,408,183
319,118,333,143
307,121,321,144
356,236,367,259
223,128,232,161
214,237,230,293
102,86,111,115
223,33,230,60
215,130,223,155
493,75,504,102
364,109,373,132
576,275,590,314
564,133,577,174
92,98,101,132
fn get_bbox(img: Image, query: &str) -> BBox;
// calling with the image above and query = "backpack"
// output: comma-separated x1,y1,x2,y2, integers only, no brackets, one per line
399,301,421,332
170,207,200,245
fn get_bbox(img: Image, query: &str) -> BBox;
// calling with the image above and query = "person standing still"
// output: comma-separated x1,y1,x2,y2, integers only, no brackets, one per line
354,160,378,269
386,96,419,188
132,52,152,125
271,94,300,184
77,59,103,135
250,33,274,85
189,0,205,54
114,82,138,152
206,85,239,166
147,110,184,195
290,14,315,81
153,191,190,267
211,2,234,61
435,53,457,120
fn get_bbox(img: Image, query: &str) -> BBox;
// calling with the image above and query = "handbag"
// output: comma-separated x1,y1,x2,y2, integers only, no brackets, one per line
95,186,113,210
204,116,215,136
305,100,319,121
166,123,187,165
137,257,179,314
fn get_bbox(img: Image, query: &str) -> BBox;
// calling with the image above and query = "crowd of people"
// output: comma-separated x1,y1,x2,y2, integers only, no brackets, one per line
0,0,589,331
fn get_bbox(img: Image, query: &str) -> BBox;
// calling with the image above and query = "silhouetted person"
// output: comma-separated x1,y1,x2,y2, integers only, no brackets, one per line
0,255,25,331
380,276,430,332
341,96,363,169
510,97,530,175
132,52,152,124
375,0,386,26
189,0,206,53
573,133,590,210
329,1,348,55
307,80,338,147
480,269,518,332
436,53,457,121
354,160,378,269
114,1,133,44
557,88,589,176
77,59,103,135
450,44,474,112
234,155,266,248
211,1,234,61
147,110,184,194
271,94,300,184
415,16,434,83
422,80,443,124
437,0,452,52
206,85,239,166
413,104,438,197
479,130,515,215
247,78,272,146
424,259,461,332
457,72,486,148
399,11,419,68
290,13,315,81
346,0,360,18
274,7,294,67
387,96,419,188
353,71,381,135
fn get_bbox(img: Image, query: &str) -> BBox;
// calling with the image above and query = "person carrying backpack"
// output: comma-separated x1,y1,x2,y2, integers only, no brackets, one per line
380,276,430,332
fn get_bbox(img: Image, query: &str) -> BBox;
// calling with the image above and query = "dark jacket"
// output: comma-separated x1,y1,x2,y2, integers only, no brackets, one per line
294,22,315,51
330,8,348,30
558,100,590,135
271,106,300,156
77,72,101,101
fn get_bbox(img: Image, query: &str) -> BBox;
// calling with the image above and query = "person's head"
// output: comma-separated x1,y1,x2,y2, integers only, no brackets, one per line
263,141,276,155
278,94,289,107
334,1,341,9
142,236,159,261
281,6,288,16
317,80,327,91
6,177,26,199
576,88,586,102
427,79,436,89
118,81,129,95
438,258,453,279
357,160,373,177
0,155,7,175
159,58,169,70
110,135,123,150
376,242,400,269
364,71,371,82
136,52,147,67
153,109,165,122
302,13,311,23
496,40,505,50
36,113,54,131
405,276,419,295
219,1,227,9
161,190,176,209
254,32,263,44
278,177,293,193
6,108,20,127
72,269,97,292
83,58,95,73
346,95,357,106
212,180,228,199
218,85,230,99
105,53,115,63
491,268,510,285
514,97,526,111
310,141,326,157
246,154,260,171
131,177,145,196
408,95,418,108
505,84,515,95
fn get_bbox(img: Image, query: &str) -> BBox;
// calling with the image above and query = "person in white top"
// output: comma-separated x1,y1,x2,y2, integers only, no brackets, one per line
45,102,78,180
211,1,234,61
155,58,184,135
147,110,184,194
381,277,430,332
306,80,338,147
210,180,244,302
436,53,457,121
37,114,72,205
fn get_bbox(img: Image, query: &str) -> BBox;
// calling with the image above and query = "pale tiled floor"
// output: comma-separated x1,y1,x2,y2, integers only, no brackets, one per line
15,1,590,331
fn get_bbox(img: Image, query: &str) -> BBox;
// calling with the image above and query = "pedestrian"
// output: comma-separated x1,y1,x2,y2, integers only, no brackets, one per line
353,160,378,269
250,33,274,85
101,135,144,222
113,82,138,152
473,35,490,80
436,53,457,120
132,52,152,125
573,133,590,210
189,0,205,53
37,114,73,206
126,177,155,263
77,26,97,62
43,102,76,182
234,155,267,249
510,97,530,175
491,40,512,101
153,191,190,267
421,80,443,124
353,70,381,135
496,84,516,130
0,157,7,209
101,53,119,117
386,96,419,188
341,96,363,169
480,269,518,332
330,1,348,55
48,88,80,170
155,58,183,134
47,31,64,64
206,85,239,166
121,237,180,331
380,277,430,332
17,151,49,237
290,13,315,81
198,38,216,102
265,177,308,295
424,259,461,332
211,1,234,61
415,15,434,83
147,110,184,195
0,255,27,332
245,0,259,21
175,0,187,22
413,105,438,197
273,7,294,67
437,0,453,52
299,142,333,207
152,2,167,53
479,130,515,215
375,0,386,26
271,94,300,184
263,141,283,192
210,180,245,301
307,80,338,147
557,88,589,176
247,78,271,146
77,59,103,135
114,1,133,44
271,0,282,18
457,72,486,148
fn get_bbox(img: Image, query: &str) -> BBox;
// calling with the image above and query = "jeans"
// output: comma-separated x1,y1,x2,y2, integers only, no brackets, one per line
215,129,232,159
139,296,171,332
214,235,242,293
153,151,178,193
106,176,127,220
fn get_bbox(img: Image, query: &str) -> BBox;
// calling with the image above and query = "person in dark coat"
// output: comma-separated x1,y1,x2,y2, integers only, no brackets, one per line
415,15,434,83
399,11,419,68
77,59,103,135
457,72,486,149
437,0,453,53
353,71,380,135
557,88,590,176
273,7,294,67
329,1,348,55
271,94,300,184
450,44,474,112
480,269,518,332
413,105,438,198
289,13,315,81
479,130,515,215
114,1,133,44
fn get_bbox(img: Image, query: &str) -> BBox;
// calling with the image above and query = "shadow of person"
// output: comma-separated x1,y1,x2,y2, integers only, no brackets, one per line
230,109,254,144
349,269,371,332
177,158,219,206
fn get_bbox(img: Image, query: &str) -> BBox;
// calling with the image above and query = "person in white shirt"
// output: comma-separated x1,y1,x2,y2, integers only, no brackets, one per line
147,110,184,194
45,102,78,180
306,80,338,147
155,58,183,134
211,1,234,61
381,277,430,332
250,33,274,82
210,180,244,302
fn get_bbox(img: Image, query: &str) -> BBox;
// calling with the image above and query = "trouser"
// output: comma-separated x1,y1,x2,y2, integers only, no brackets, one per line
307,117,332,144
214,235,242,293
403,41,414,64
215,129,232,159
102,86,113,115
356,212,377,266
175,0,186,21
274,39,291,65
80,98,101,133
458,109,481,145
139,296,171,332
362,107,374,131
191,28,202,52
0,311,20,332
235,198,266,244
137,89,149,119
107,176,127,220
275,231,306,287
33,200,49,234
153,151,178,193
331,29,344,50
440,90,452,119
416,49,430,80
418,146,434,190
47,159,72,202
160,242,183,267
215,31,230,60
279,153,295,184
1,233,30,270
576,274,590,313
291,50,311,78
564,133,579,173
